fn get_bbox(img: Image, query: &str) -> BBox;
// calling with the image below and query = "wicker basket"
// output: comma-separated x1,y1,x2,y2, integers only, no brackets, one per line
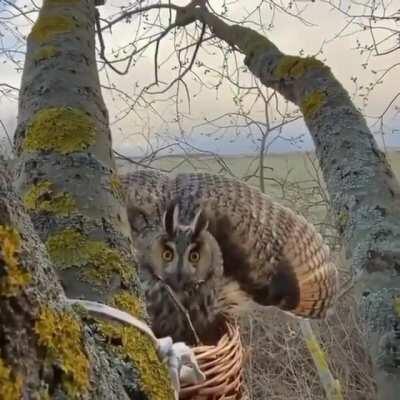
180,323,244,400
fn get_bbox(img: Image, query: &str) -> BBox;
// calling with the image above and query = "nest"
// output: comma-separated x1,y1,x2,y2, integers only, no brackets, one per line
180,323,244,400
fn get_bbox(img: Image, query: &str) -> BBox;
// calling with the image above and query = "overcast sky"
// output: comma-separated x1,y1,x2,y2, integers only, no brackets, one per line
0,0,399,156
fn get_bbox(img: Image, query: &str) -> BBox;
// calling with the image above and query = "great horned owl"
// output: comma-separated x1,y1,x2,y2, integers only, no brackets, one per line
121,171,337,345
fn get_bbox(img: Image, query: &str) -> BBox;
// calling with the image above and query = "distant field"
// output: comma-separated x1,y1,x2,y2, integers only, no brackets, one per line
118,152,325,203
119,150,400,185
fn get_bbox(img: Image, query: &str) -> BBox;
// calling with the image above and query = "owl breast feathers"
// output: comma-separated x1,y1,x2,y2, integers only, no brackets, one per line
120,170,338,344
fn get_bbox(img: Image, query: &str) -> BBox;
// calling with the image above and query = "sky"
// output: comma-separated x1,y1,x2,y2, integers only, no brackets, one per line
0,0,399,157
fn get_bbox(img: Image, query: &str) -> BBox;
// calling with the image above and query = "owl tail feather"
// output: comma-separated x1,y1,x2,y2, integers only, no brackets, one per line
293,261,338,318
283,229,338,319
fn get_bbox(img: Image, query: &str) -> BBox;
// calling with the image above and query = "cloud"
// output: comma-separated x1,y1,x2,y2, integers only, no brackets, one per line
1,0,399,157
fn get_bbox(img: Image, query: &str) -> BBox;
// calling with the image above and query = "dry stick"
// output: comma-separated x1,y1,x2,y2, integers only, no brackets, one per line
299,319,343,400
154,273,201,345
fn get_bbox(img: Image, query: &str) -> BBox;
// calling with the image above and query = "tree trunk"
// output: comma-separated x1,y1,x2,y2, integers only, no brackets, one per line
179,5,400,399
0,156,141,399
6,0,174,398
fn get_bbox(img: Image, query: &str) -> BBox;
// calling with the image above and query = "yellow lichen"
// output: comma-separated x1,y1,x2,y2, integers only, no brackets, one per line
274,55,324,79
300,90,327,119
46,228,134,285
83,241,134,284
23,180,76,216
0,358,23,400
35,306,90,398
23,107,96,154
111,291,145,319
0,225,31,296
99,321,174,400
30,15,75,44
33,45,58,62
46,228,89,266
110,173,125,201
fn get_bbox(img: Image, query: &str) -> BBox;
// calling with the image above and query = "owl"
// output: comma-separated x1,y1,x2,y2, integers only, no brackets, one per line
120,171,338,345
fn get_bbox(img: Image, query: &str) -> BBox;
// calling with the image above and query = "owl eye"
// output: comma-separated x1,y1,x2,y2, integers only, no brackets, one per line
162,248,174,262
189,250,200,263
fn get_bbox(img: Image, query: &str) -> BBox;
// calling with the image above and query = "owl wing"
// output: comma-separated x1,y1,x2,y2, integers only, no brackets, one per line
170,173,338,318
122,171,338,318
120,170,172,233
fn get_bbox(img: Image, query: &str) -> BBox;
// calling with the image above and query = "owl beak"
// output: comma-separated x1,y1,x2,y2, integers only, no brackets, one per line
165,260,184,290
165,274,181,290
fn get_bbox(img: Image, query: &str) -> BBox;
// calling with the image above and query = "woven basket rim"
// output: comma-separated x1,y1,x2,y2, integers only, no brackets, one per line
180,322,243,400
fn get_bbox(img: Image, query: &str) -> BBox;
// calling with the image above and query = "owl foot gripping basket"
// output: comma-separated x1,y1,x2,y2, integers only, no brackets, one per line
180,323,244,400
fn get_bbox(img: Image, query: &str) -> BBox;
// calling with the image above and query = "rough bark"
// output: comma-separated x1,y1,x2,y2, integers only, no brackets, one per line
9,0,174,398
0,157,145,399
177,4,400,399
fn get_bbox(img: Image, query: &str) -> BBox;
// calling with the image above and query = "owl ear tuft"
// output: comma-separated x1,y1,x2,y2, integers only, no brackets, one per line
163,202,179,237
191,209,209,238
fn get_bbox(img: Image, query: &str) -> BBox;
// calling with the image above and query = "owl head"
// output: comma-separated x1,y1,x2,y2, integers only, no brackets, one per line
140,202,223,292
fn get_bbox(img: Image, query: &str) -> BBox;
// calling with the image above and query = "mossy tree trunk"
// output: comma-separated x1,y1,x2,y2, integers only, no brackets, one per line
0,157,136,399
1,0,175,398
174,4,400,399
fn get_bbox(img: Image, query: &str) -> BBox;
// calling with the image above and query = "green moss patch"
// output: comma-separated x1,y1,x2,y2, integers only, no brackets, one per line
112,291,145,319
99,321,174,400
35,306,90,398
0,358,22,400
23,107,96,154
300,90,327,119
274,56,324,79
30,15,75,44
46,228,134,285
0,225,31,297
23,180,76,216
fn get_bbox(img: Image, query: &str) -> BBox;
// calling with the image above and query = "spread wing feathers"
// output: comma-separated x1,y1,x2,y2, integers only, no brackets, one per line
121,170,338,319
120,170,170,232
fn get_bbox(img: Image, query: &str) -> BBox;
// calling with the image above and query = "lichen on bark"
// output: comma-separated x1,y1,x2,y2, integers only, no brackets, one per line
274,55,325,79
300,90,327,120
0,225,31,296
110,173,125,202
23,107,96,154
98,321,175,400
23,180,77,216
30,15,75,44
0,358,23,400
46,228,134,285
34,306,91,398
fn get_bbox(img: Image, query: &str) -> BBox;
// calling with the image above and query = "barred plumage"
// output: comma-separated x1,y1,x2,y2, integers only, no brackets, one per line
121,171,338,344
